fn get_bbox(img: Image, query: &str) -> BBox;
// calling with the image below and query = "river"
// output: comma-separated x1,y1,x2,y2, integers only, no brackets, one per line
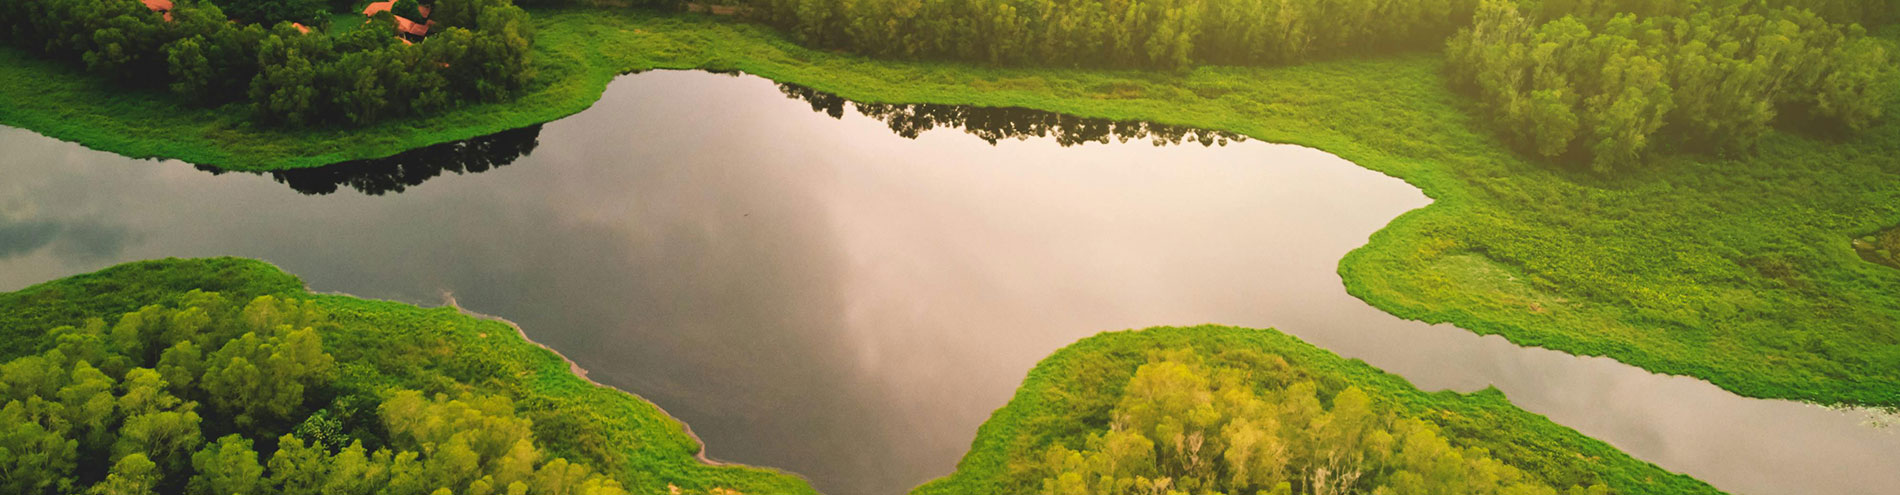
0,70,1893,495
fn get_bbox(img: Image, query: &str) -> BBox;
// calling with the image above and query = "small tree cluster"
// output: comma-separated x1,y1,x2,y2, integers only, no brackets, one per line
0,293,626,495
1026,349,1609,495
1446,0,1894,171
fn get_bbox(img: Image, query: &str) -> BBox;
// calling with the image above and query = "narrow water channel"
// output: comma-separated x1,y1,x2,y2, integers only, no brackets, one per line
0,70,1892,495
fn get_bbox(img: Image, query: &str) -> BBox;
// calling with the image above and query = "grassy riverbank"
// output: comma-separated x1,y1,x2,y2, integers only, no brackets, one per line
0,257,818,495
3,9,1897,408
913,325,1719,495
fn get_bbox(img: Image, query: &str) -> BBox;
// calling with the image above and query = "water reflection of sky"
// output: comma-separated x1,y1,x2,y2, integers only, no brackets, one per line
1,71,1895,495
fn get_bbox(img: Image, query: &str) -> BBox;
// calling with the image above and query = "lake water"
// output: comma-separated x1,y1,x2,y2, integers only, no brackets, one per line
1,70,1894,495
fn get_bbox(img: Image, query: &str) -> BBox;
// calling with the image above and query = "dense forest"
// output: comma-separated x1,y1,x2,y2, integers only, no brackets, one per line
0,0,533,126
745,0,1481,68
1027,349,1604,495
0,292,628,495
735,0,1896,169
1447,0,1895,170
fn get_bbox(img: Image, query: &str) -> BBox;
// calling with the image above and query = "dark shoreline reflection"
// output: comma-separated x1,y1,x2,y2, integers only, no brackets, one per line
194,81,1241,198
776,83,1246,147
195,125,544,195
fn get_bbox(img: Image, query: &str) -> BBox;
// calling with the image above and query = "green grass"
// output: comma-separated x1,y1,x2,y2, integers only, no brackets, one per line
0,258,820,495
3,8,1897,408
912,325,1720,495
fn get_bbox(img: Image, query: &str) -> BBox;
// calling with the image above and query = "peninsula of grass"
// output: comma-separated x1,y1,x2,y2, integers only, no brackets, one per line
0,257,818,495
912,325,1719,495
3,9,1897,408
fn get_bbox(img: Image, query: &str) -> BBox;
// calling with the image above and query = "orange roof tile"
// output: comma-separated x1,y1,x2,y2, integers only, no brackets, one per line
140,0,173,11
394,16,430,36
362,0,394,16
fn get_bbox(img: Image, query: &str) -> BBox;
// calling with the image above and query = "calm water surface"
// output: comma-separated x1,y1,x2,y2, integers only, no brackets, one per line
1,71,1894,495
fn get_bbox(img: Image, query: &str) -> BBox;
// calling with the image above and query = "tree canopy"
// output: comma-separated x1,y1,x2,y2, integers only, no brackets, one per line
1024,349,1608,495
1446,0,1895,171
0,0,535,127
0,292,627,495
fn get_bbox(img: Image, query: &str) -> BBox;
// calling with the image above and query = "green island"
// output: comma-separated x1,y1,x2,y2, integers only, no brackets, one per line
7,0,1897,409
1,258,1717,494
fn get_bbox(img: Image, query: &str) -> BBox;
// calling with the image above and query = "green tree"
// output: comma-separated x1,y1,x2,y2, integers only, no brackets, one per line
188,435,263,495
88,454,162,495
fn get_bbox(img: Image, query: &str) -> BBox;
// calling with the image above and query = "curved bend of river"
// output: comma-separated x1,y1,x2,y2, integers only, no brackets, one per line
0,71,1893,495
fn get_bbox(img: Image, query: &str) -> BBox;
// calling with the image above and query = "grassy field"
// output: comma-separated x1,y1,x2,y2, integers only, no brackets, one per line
912,325,1720,495
0,257,820,495
2,9,1897,409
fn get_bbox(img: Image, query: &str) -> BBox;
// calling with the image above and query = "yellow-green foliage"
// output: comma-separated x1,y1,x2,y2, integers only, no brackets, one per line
1030,349,1608,495
0,258,817,495
915,327,1717,495
0,291,630,495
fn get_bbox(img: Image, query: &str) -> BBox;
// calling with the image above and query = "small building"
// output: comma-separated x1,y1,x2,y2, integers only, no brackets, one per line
363,0,434,42
139,0,173,22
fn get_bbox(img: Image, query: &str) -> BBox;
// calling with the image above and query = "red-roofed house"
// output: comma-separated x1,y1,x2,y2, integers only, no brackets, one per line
140,0,174,22
394,16,432,37
363,0,434,41
362,0,394,16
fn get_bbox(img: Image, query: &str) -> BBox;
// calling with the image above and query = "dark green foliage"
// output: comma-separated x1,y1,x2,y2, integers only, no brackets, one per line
745,0,1480,69
393,0,425,21
213,0,329,25
0,0,535,128
1446,0,1896,171
0,258,819,495
917,327,1716,495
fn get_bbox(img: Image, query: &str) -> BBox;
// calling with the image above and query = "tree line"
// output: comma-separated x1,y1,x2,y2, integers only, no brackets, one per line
0,292,627,495
0,0,534,127
777,82,1245,146
742,0,1482,69
1446,0,1894,171
1025,348,1608,495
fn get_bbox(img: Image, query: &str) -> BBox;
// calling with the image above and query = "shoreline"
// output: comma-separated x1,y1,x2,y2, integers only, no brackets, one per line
436,291,778,474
